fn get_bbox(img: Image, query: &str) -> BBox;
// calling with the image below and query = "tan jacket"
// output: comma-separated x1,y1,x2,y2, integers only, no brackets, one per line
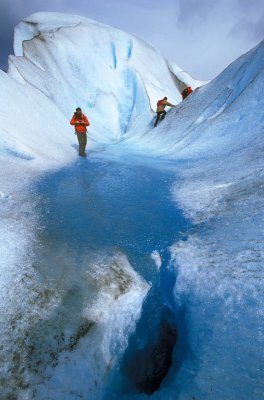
156,100,174,112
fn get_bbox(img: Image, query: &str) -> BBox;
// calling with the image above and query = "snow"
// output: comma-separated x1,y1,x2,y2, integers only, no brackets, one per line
0,10,263,400
31,253,149,400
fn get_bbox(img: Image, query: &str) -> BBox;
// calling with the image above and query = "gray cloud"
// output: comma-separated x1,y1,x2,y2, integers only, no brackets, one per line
0,1,20,70
227,0,264,42
176,0,218,27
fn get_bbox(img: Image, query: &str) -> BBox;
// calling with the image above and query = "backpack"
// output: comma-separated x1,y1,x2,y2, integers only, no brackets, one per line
182,87,192,99
157,99,164,107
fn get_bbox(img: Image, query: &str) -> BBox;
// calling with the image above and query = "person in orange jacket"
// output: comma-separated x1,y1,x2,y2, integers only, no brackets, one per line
181,86,193,100
154,97,175,127
70,107,90,157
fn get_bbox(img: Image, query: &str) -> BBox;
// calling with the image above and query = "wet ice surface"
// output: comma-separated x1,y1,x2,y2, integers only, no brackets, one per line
2,147,263,400
1,154,189,399
36,156,188,278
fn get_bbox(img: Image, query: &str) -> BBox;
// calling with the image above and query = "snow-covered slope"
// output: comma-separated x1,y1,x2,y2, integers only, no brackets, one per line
0,11,263,400
142,39,264,400
117,40,264,399
128,39,264,155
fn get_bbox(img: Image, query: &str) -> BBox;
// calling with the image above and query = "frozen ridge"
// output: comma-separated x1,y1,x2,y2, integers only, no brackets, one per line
5,11,205,158
0,11,263,400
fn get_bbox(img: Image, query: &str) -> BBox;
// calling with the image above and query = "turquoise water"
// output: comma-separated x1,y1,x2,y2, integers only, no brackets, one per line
34,154,191,397
37,156,189,281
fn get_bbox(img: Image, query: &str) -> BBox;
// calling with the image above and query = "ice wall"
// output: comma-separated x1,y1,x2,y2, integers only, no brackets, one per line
8,12,201,148
136,40,264,400
128,39,264,156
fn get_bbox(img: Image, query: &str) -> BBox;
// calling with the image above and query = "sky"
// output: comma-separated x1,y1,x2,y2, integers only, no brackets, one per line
0,0,263,80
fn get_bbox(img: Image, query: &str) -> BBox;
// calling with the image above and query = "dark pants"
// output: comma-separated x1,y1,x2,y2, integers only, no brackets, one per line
154,110,167,127
77,132,87,156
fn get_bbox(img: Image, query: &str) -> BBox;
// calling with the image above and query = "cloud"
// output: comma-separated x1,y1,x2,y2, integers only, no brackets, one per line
0,1,19,70
228,0,264,42
162,0,264,79
176,0,218,27
0,0,78,69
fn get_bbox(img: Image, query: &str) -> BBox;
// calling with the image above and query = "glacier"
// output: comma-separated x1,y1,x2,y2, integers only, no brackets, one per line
0,11,263,400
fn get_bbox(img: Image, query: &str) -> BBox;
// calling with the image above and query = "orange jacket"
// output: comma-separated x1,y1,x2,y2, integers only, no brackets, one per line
182,87,193,100
70,113,90,133
156,99,174,112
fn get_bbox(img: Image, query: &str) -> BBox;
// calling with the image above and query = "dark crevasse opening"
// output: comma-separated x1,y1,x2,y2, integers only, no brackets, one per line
123,304,177,395
105,247,189,399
